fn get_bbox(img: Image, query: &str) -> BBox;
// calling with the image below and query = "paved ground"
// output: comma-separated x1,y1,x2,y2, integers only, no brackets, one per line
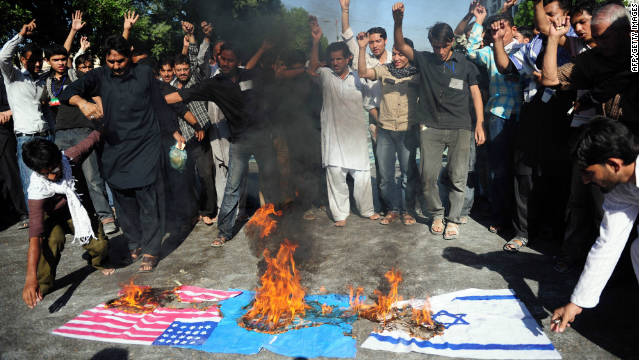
0,176,637,359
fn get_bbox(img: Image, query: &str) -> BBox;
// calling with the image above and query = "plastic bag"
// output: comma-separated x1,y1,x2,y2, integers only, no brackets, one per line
169,142,187,172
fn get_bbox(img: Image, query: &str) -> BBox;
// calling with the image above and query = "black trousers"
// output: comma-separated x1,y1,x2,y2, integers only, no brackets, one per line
190,139,217,218
111,180,164,257
0,129,26,220
512,91,573,241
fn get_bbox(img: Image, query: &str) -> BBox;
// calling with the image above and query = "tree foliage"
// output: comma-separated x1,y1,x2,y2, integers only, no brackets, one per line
513,0,629,29
0,0,327,63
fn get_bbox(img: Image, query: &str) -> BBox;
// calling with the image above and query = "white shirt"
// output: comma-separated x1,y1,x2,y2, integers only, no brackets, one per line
571,156,639,308
316,67,370,171
342,27,391,111
0,34,49,134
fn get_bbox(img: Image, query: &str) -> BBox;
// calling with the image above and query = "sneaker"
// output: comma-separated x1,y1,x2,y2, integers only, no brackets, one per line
103,221,119,235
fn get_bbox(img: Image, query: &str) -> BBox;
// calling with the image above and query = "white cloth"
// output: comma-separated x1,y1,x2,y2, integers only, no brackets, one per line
0,34,50,134
326,165,374,221
570,156,639,308
342,27,391,110
27,154,95,244
361,288,562,359
316,67,370,171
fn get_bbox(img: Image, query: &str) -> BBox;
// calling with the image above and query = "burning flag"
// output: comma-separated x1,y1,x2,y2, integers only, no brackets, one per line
361,289,562,359
52,286,241,346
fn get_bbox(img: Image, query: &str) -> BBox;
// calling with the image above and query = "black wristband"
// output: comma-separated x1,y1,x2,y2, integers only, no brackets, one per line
191,122,203,131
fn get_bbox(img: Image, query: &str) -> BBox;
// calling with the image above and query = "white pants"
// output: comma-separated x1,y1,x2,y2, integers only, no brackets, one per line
631,237,638,280
209,127,247,216
326,166,375,222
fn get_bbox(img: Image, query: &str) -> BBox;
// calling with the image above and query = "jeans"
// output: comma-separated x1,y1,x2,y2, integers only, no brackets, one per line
55,128,114,222
217,134,280,239
486,113,515,226
17,133,53,211
420,127,472,223
375,127,419,213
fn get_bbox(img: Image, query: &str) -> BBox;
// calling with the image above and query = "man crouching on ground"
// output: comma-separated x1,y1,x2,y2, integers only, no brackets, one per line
551,117,638,332
21,131,114,309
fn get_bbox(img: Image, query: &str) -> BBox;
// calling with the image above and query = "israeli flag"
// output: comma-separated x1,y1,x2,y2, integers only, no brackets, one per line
361,289,561,359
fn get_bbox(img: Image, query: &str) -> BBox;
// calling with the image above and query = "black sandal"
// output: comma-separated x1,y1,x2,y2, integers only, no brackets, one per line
130,248,142,263
138,255,158,273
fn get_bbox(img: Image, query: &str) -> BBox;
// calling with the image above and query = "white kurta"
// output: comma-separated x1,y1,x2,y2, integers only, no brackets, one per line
316,67,370,171
570,156,639,308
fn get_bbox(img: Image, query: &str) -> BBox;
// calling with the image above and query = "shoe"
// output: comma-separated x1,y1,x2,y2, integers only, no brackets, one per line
103,221,118,235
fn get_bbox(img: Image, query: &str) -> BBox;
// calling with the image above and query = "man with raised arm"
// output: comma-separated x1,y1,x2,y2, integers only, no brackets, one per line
307,18,379,227
456,2,523,235
339,0,390,215
392,2,485,240
0,21,50,222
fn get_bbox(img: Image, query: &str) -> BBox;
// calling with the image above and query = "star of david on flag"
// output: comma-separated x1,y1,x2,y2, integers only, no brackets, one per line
431,310,469,329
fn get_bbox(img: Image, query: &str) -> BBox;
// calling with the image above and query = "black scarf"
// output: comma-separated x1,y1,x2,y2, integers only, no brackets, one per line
386,62,418,79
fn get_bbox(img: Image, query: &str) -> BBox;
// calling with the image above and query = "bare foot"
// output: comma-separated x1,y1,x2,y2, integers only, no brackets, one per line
202,216,216,225
368,213,381,220
101,268,115,276
334,220,346,227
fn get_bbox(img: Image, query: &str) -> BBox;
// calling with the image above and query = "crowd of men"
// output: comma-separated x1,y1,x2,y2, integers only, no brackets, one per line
0,0,637,332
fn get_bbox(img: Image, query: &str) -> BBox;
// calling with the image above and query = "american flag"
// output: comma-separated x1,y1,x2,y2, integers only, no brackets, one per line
52,288,241,345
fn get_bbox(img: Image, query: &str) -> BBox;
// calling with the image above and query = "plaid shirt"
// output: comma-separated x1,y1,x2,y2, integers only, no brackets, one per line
466,23,523,119
170,44,211,142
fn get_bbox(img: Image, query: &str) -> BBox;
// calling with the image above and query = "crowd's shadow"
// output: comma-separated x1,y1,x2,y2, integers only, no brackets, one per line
90,347,129,360
442,246,639,358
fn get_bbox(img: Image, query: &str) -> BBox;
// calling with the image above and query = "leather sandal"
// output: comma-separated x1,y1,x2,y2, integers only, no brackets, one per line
443,222,459,240
503,237,528,252
430,218,445,235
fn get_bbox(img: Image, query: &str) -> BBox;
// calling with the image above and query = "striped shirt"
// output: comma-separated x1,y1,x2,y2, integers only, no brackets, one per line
466,23,523,120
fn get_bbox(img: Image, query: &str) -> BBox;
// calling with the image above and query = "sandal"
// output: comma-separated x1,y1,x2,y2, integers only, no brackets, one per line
138,255,158,273
443,222,459,240
488,224,502,233
430,218,445,235
16,220,29,230
334,220,346,227
503,237,528,252
402,214,416,225
211,236,227,247
380,212,399,225
368,213,381,220
202,216,216,226
130,248,142,263
459,216,468,224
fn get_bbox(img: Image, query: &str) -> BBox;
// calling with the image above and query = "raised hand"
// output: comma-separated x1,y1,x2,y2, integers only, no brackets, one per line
182,21,194,34
309,16,322,42
502,0,517,12
339,0,350,11
491,19,506,42
467,0,479,15
357,32,369,48
200,21,213,38
473,4,487,24
71,10,86,32
80,36,91,51
19,20,37,37
261,39,274,51
123,10,139,31
549,15,570,38
392,2,405,23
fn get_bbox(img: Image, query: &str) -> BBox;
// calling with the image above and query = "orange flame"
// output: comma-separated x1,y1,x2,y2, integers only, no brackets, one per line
246,203,283,238
351,268,404,323
106,279,161,313
241,239,310,332
411,296,434,325
321,304,333,315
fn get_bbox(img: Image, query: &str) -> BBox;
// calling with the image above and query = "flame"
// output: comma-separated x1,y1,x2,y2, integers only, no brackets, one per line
241,239,310,332
321,304,333,315
105,279,164,313
246,203,283,238
350,269,404,324
411,296,434,326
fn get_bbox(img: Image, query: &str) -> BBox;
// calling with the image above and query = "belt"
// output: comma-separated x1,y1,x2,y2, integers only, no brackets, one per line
15,130,50,137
